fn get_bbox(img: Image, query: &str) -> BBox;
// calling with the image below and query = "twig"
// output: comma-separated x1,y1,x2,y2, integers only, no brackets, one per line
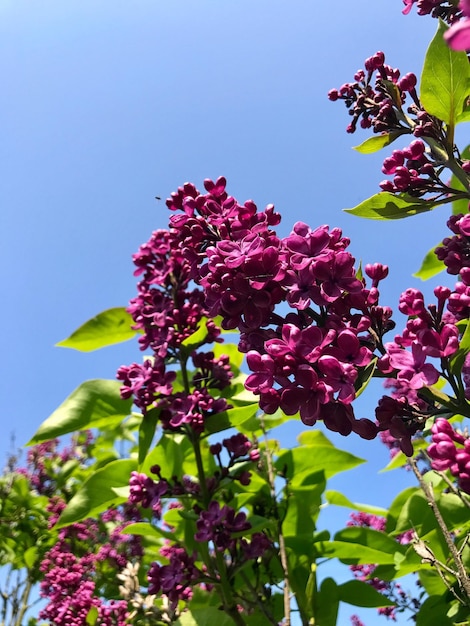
260,416,291,626
410,459,470,602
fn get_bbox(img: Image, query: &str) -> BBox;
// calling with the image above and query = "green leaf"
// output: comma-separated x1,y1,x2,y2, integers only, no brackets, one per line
121,521,174,541
27,380,132,445
282,471,326,538
381,438,428,472
353,131,404,154
204,404,260,435
450,318,470,376
56,458,137,527
338,580,395,608
413,245,445,280
176,608,235,626
56,307,137,352
451,144,470,215
421,20,470,126
181,317,214,351
315,540,402,565
325,490,388,516
355,357,377,398
140,433,196,479
386,486,419,533
138,408,159,466
86,606,99,626
275,432,364,480
415,595,454,626
315,577,339,626
345,192,437,220
23,546,38,569
334,526,406,558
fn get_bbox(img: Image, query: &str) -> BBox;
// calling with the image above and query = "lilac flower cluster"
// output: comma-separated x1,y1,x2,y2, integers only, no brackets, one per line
379,139,447,197
117,227,234,430
328,49,469,200
427,417,470,493
166,177,393,441
402,0,464,25
435,213,470,282
37,443,143,626
148,545,200,610
403,0,470,52
374,284,462,455
328,51,426,136
39,501,142,624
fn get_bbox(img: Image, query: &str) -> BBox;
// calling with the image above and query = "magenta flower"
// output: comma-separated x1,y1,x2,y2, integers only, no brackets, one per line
445,1,470,50
387,341,439,390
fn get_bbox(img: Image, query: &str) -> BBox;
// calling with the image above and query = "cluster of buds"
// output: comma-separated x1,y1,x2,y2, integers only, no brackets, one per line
436,212,470,281
375,284,462,455
427,418,470,493
379,140,449,197
328,51,425,136
402,0,465,24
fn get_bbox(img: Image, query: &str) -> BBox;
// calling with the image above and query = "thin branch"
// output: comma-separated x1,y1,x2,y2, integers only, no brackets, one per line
410,459,470,602
260,416,291,626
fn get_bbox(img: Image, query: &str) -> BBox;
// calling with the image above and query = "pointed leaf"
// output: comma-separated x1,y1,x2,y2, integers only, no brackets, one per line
325,490,388,516
176,608,234,626
451,144,470,215
27,380,132,445
138,408,159,466
315,577,339,626
421,20,470,126
121,521,174,541
415,595,454,626
56,307,137,352
338,580,395,608
275,438,364,480
181,317,212,351
315,540,401,565
353,131,404,154
414,246,445,280
56,458,137,527
203,404,259,435
345,192,437,220
334,526,406,558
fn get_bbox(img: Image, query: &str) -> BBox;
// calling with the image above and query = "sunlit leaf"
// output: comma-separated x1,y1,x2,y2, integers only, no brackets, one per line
415,595,454,626
176,609,235,626
353,131,404,154
314,577,339,626
451,144,470,215
338,580,395,607
27,380,132,445
121,521,174,541
345,192,437,220
204,404,260,435
138,408,159,466
413,245,445,280
56,307,137,352
325,490,388,516
421,20,470,126
275,433,364,480
56,458,137,527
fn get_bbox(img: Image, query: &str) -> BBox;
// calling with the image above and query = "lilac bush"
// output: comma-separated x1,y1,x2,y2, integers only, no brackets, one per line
5,2,470,625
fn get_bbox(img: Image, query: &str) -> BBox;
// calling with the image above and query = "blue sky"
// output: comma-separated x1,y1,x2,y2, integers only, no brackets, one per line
1,1,453,623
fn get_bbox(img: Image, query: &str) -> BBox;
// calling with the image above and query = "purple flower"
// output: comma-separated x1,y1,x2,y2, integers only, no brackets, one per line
387,341,439,389
445,0,470,50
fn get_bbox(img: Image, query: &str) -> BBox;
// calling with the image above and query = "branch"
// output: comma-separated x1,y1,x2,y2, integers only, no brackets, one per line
260,416,291,626
410,459,470,603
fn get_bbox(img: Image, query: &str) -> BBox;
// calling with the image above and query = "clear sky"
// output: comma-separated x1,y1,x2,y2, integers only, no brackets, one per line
1,1,451,623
